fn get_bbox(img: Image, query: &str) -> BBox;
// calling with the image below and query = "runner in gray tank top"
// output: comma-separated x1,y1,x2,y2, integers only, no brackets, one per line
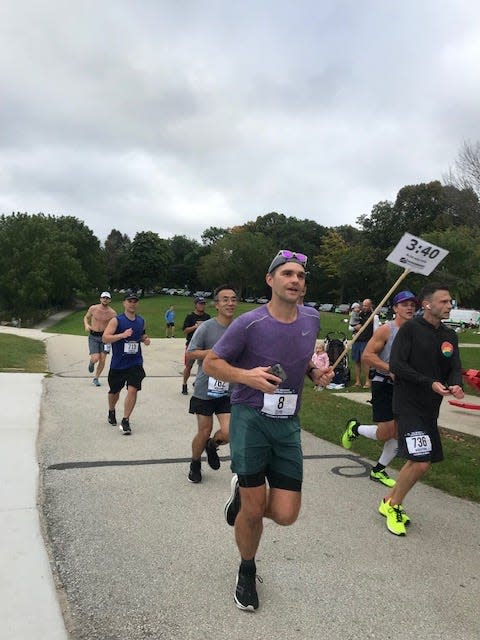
340,291,418,491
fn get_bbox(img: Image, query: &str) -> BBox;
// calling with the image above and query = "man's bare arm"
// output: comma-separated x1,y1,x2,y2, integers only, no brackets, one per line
102,317,130,343
83,306,94,331
362,324,390,374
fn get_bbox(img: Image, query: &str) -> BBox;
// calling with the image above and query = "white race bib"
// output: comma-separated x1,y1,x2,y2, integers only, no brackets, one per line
406,434,432,456
261,390,298,418
124,341,139,354
207,376,230,398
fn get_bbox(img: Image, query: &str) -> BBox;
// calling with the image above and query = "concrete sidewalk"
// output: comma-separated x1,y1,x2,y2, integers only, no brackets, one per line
2,327,480,639
1,371,68,640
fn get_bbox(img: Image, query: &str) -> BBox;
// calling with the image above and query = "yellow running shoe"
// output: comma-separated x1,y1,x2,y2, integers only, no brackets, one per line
370,469,396,487
378,498,410,526
341,419,359,449
379,498,406,535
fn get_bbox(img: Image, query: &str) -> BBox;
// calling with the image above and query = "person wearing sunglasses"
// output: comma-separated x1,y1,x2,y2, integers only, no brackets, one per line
204,249,333,611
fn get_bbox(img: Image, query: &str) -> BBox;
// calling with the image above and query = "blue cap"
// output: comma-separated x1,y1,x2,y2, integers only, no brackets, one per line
393,291,417,305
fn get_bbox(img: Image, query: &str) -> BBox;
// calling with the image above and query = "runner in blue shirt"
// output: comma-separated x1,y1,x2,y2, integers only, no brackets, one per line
102,291,151,435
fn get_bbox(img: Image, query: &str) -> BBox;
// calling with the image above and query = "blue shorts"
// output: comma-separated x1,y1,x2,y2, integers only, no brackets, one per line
351,340,367,363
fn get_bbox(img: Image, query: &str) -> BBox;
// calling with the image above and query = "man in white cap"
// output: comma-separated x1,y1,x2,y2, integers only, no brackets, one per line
83,291,117,386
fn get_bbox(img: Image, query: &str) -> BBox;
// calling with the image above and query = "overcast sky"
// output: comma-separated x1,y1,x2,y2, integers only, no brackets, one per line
1,1,479,244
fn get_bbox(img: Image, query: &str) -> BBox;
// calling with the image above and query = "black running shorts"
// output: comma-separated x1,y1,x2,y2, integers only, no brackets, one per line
108,365,146,393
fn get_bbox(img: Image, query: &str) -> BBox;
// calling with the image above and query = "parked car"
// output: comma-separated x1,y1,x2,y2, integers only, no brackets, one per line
304,301,319,309
335,304,350,314
256,297,269,304
319,303,334,312
243,297,256,303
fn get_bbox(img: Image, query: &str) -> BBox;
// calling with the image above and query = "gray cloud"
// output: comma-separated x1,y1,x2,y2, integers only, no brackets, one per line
1,0,480,242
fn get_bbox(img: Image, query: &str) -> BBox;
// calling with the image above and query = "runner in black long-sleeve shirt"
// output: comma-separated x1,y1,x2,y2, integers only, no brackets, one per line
378,283,464,536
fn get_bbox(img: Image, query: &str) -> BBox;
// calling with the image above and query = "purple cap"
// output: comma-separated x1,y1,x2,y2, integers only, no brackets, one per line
393,290,417,305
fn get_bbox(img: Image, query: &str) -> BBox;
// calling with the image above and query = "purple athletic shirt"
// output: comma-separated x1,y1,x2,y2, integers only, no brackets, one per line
212,304,320,414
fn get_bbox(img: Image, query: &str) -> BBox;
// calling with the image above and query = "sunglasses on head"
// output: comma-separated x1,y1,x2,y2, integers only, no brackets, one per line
277,250,308,265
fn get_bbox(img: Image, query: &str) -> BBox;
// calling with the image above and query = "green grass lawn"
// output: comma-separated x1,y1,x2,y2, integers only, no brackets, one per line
0,334,47,372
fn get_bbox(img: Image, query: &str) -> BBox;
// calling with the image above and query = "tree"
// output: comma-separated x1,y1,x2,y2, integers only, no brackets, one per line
123,231,172,293
104,229,131,290
197,230,275,297
242,212,329,299
405,227,480,307
444,140,480,199
165,235,203,289
54,215,105,290
0,213,97,316
201,226,230,246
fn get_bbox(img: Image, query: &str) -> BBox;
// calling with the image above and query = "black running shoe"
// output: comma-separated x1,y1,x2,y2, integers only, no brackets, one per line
119,418,131,435
205,438,221,470
224,474,240,526
182,384,188,395
188,460,202,483
234,570,261,611
88,361,94,373
108,410,117,426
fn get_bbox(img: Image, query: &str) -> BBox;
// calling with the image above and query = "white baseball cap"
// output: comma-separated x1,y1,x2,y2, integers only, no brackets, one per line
100,291,111,298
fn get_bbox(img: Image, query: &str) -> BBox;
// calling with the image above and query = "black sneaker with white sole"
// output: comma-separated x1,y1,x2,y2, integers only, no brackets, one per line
234,570,261,611
224,474,240,526
119,418,131,435
205,437,221,470
188,460,202,483
108,410,117,426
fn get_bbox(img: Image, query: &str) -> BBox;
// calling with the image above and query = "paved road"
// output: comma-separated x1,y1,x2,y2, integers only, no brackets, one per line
2,327,480,639
39,334,480,639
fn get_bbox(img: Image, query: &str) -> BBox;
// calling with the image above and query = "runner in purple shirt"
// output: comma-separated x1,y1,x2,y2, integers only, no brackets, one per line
204,249,333,612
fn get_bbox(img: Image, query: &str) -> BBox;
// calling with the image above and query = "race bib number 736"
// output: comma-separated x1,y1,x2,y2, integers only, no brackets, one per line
406,433,432,456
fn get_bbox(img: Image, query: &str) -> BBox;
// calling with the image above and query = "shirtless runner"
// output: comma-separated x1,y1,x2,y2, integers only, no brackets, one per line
83,291,117,386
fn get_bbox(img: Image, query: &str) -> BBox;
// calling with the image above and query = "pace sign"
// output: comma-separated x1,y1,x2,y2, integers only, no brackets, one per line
387,233,449,276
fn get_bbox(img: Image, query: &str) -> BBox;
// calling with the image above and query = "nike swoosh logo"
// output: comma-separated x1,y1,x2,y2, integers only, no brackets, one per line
302,331,310,336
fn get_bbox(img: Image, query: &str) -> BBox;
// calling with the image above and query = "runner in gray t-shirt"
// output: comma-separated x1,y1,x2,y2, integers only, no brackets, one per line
204,249,333,612
186,285,238,484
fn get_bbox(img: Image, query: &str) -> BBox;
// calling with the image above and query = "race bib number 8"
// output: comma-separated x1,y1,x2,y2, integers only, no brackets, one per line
406,433,432,456
124,341,139,354
261,391,297,418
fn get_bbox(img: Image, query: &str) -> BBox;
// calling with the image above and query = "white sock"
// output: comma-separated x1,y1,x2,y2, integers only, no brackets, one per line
378,438,398,467
357,424,378,440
